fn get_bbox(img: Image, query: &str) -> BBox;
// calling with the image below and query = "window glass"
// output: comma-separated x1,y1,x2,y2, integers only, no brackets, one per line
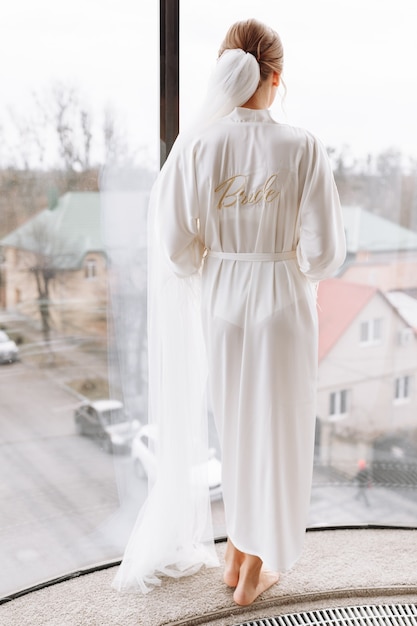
360,318,383,344
181,0,417,535
0,0,158,597
85,259,97,279
1,0,417,600
330,389,349,419
394,376,411,402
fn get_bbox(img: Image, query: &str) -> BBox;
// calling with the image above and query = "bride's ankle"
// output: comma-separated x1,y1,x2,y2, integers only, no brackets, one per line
223,539,244,587
233,568,279,606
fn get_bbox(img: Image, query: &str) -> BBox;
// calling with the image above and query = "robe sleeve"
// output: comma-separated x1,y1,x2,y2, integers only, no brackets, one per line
296,133,346,281
154,140,205,278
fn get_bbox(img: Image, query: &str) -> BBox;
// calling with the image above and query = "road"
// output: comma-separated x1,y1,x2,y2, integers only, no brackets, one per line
0,359,147,598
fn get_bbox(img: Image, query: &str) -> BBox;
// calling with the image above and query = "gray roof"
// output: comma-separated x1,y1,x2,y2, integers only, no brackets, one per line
1,192,102,269
343,206,417,253
385,291,417,330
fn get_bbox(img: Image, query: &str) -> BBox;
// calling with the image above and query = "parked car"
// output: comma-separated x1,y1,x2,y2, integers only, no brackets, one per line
0,330,19,364
131,423,223,501
74,399,140,454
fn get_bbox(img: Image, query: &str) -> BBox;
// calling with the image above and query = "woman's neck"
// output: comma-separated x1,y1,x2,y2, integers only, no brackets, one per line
242,73,277,110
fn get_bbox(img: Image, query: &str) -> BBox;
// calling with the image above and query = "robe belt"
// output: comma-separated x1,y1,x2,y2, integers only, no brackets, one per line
206,250,297,262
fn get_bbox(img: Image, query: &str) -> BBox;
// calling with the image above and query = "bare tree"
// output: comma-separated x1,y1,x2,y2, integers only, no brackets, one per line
103,106,131,165
7,106,47,170
4,82,100,173
401,157,417,231
80,108,93,170
17,217,77,348
0,83,114,237
51,82,93,172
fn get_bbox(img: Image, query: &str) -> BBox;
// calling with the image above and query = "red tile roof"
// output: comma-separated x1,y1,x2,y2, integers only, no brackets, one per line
317,279,377,361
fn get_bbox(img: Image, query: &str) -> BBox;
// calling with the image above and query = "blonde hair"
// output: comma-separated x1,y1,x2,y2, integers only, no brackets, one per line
218,18,284,83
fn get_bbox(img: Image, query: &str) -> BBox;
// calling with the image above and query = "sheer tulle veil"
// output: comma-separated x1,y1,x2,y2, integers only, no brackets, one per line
100,49,260,593
190,48,260,130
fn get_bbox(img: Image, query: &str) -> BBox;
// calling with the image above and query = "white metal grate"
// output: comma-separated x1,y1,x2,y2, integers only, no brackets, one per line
235,604,417,626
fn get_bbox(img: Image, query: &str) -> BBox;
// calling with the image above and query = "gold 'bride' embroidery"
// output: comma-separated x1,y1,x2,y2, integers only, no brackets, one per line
214,174,280,210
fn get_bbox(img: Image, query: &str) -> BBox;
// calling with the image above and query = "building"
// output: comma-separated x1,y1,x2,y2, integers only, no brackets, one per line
0,192,108,336
0,187,151,342
341,205,417,291
317,278,417,475
2,197,417,446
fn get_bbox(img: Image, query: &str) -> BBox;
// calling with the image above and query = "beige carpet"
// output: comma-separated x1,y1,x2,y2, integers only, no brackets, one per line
1,528,417,626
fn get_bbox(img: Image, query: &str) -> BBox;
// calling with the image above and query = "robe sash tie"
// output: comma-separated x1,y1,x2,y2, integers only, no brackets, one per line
206,250,296,262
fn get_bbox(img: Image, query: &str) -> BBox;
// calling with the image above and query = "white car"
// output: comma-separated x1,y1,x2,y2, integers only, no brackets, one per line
0,330,19,364
74,399,140,454
131,424,223,501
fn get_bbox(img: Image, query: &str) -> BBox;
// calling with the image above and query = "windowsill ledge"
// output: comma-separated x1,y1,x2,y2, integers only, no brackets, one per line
1,527,417,626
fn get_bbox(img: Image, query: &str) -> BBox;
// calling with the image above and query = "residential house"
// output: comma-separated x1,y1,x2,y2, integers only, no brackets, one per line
386,290,417,332
2,196,417,452
316,278,417,476
0,193,108,336
0,189,151,341
341,205,417,291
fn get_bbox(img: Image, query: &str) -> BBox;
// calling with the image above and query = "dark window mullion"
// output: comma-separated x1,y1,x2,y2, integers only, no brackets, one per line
160,0,179,168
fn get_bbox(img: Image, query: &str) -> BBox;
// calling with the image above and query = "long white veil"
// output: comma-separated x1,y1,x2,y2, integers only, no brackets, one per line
193,48,260,128
100,49,260,593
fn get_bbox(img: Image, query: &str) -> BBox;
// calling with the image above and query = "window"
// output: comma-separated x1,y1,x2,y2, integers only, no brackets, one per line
360,318,383,345
329,389,349,418
398,328,413,346
1,0,417,603
0,0,158,599
394,376,411,402
84,258,97,279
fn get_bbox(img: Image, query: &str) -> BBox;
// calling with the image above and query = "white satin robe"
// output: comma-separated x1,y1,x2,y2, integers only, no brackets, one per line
159,107,346,572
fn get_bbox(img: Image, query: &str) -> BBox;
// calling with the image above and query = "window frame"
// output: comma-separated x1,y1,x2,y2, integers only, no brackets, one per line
84,258,97,280
394,375,411,404
160,0,179,167
329,389,349,420
359,318,383,346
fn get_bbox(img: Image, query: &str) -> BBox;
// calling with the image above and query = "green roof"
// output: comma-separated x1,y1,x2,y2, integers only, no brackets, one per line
3,196,416,269
0,192,102,269
343,206,417,253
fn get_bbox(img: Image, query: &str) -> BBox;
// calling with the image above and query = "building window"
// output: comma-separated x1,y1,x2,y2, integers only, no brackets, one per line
398,328,413,346
329,389,349,418
394,376,410,403
360,318,383,345
85,259,97,279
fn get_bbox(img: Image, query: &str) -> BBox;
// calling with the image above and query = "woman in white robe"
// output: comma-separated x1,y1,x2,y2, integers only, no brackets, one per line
113,19,346,606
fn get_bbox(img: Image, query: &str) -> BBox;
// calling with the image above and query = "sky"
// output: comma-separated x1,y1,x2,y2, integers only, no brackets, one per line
1,0,416,169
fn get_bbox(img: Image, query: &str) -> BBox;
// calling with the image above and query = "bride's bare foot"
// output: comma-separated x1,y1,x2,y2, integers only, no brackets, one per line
233,555,279,606
223,538,244,587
